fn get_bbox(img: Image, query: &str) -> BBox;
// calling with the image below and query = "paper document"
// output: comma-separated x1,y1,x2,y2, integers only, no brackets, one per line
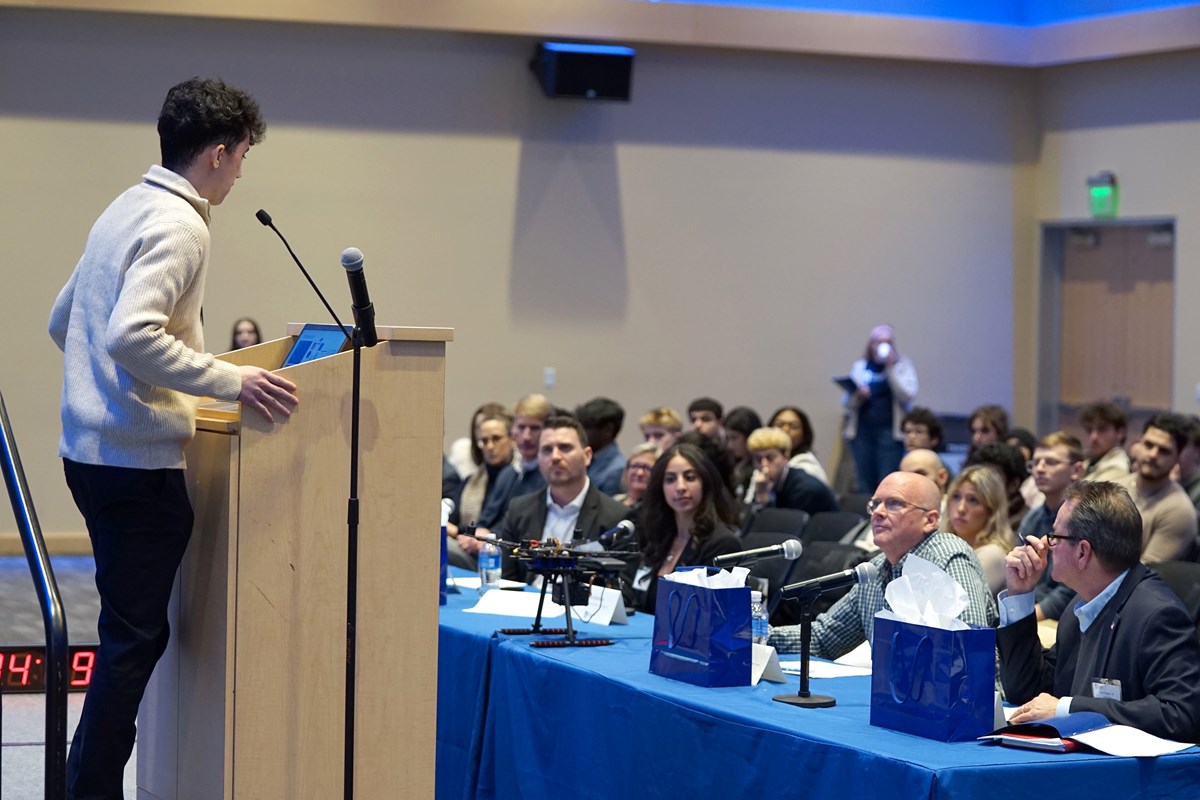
465,590,565,618
780,660,872,679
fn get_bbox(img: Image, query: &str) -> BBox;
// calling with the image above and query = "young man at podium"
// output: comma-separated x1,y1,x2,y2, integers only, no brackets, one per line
47,78,298,800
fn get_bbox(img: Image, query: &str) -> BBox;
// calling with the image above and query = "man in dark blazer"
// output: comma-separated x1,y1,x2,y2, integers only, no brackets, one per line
747,427,839,516
998,480,1200,741
494,416,630,581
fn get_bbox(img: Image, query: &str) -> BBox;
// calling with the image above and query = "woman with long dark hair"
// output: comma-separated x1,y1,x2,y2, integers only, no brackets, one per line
629,443,740,613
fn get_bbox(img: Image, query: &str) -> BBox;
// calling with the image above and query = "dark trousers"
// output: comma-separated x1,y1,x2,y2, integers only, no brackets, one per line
850,424,905,494
63,459,193,800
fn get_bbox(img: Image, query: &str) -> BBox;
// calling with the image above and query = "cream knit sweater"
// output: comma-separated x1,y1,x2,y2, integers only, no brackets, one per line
48,166,242,470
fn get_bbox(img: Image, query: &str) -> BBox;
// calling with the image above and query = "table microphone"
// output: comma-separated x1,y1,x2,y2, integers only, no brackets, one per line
781,562,878,601
712,539,803,567
255,209,351,342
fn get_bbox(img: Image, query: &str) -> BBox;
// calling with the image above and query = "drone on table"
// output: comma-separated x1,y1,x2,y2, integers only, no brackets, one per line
488,521,636,648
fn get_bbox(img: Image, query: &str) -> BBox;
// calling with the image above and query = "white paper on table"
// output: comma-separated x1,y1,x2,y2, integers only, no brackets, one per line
1071,726,1195,757
464,589,565,618
780,660,872,678
453,576,527,591
752,644,787,685
566,585,628,626
835,640,873,669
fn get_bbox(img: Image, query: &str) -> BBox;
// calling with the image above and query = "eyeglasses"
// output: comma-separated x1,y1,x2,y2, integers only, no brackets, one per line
477,435,510,448
627,462,653,474
774,421,802,431
1025,457,1078,471
866,497,932,515
1046,533,1083,546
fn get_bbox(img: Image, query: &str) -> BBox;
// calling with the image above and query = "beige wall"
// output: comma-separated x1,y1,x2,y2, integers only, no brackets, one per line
0,6,1054,539
1014,49,1200,424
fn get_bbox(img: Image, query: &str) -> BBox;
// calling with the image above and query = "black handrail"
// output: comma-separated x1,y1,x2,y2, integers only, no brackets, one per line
0,390,69,799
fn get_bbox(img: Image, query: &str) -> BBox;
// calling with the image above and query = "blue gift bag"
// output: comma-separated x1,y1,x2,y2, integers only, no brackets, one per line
870,615,996,742
439,523,449,606
649,573,752,688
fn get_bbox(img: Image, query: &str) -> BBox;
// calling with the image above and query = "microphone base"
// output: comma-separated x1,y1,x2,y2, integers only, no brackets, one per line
772,692,836,709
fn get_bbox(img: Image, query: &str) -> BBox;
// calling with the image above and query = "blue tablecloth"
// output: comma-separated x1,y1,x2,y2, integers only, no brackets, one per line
437,574,1200,799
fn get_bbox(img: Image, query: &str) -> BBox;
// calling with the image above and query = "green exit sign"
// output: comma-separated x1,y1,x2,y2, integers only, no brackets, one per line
1088,173,1118,218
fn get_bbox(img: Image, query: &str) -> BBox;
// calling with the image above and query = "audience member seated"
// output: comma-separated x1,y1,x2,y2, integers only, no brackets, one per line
615,443,660,510
1173,414,1200,515
899,448,950,495
967,442,1031,532
448,409,515,568
639,406,683,450
901,406,944,453
448,401,506,481
1007,427,1043,510
770,472,995,657
474,394,552,533
1117,413,1199,563
967,404,1009,460
442,455,460,501
494,416,629,581
998,481,1200,741
769,405,829,486
575,397,627,497
1079,401,1132,482
1017,432,1086,621
230,316,261,350
675,429,737,499
723,406,763,504
747,427,839,518
943,465,1014,596
627,444,740,614
687,396,725,441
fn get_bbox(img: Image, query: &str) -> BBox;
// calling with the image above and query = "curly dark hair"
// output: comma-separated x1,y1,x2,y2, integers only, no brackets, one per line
638,444,734,573
158,77,266,171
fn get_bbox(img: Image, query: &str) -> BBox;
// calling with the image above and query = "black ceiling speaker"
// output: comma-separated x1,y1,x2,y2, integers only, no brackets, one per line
530,42,634,102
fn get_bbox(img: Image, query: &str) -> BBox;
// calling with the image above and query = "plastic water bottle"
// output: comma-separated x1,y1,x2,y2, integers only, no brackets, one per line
750,590,769,645
478,534,501,594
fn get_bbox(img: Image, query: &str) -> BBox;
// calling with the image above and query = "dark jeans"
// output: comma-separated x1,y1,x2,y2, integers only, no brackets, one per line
63,459,193,800
850,424,905,494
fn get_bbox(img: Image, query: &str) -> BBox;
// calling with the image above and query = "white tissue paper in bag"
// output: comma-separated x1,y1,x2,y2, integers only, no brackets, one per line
877,553,969,630
662,566,750,588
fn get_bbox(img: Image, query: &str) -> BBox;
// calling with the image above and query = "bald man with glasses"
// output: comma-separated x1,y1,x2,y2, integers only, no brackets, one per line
770,471,996,657
999,481,1200,741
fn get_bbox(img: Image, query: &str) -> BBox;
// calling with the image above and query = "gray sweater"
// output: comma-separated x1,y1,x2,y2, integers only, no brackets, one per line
49,166,242,470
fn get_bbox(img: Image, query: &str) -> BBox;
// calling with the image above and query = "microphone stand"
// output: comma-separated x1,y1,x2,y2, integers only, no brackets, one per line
772,594,836,708
343,324,365,800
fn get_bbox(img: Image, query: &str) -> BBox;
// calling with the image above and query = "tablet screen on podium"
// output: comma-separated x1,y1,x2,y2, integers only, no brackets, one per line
281,323,351,368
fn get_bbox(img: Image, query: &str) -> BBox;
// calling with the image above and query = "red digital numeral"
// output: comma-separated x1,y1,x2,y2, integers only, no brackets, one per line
70,650,96,687
8,652,33,686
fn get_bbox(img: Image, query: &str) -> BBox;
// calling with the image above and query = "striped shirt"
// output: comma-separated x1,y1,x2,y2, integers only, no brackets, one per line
770,531,997,659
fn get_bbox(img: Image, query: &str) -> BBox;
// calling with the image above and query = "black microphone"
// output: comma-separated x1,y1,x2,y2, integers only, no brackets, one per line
597,520,636,549
340,247,378,347
255,209,352,343
712,539,803,568
781,562,878,601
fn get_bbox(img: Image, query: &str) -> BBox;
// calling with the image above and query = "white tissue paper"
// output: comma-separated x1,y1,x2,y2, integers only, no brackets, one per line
661,566,750,588
877,553,969,630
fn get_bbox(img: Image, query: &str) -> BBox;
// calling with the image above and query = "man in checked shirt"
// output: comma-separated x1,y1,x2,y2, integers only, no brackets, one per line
770,471,996,657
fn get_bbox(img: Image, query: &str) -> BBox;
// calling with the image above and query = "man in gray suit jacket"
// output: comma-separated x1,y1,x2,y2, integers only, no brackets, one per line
494,416,630,580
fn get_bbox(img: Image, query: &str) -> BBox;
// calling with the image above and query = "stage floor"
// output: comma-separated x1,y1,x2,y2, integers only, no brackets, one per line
0,555,135,799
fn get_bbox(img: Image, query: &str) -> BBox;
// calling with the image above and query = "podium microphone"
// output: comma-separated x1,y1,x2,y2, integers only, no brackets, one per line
340,248,378,347
781,562,878,601
255,209,351,342
712,539,803,567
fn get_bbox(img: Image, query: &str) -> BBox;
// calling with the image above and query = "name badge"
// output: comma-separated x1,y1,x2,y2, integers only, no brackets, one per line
1092,678,1122,701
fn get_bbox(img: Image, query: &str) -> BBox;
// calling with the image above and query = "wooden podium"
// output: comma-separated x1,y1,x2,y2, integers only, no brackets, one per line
137,324,452,799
